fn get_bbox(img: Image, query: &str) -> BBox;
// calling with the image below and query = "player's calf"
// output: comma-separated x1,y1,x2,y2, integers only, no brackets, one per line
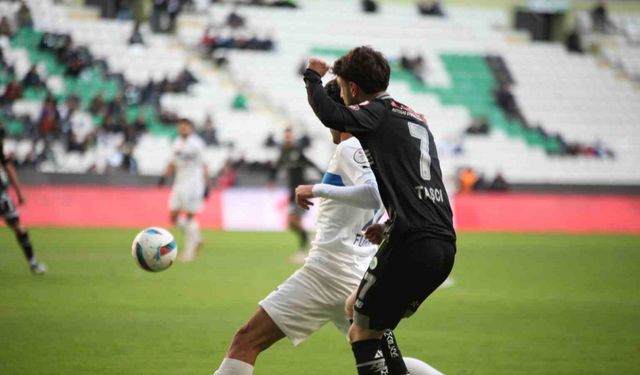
215,308,284,375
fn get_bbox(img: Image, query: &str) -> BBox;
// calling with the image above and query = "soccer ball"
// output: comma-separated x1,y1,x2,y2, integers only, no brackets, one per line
131,227,178,272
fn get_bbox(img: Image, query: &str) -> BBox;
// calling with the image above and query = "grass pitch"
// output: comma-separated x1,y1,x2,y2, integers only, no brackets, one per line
0,229,639,375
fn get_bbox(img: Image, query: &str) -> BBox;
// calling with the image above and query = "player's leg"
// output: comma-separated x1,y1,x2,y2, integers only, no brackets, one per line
214,307,285,375
215,266,334,374
349,233,455,375
181,211,202,262
6,216,45,275
287,208,308,263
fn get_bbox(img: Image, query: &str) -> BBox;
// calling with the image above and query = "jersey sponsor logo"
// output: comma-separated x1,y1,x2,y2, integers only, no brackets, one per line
353,149,368,164
391,101,424,123
415,185,445,203
354,233,373,247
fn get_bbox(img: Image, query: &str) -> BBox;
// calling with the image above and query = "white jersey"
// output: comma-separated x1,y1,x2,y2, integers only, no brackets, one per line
171,134,206,192
305,137,383,284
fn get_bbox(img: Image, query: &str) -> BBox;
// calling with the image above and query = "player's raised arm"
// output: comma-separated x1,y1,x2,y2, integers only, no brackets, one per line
303,60,384,133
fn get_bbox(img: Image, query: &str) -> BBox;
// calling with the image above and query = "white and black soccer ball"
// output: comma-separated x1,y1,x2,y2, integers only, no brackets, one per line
131,227,178,272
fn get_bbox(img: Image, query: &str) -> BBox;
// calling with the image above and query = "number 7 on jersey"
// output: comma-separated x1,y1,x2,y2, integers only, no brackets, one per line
408,122,432,181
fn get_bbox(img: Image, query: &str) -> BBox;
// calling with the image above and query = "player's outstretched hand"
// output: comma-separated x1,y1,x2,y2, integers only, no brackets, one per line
364,224,385,245
295,184,315,210
17,192,25,205
307,58,330,77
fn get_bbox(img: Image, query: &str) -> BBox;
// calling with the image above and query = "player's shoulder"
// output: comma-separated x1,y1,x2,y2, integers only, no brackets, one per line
189,134,206,148
337,137,368,166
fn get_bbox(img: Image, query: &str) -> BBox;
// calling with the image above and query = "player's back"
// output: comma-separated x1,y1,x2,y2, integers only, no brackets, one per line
171,134,205,190
306,137,382,282
354,96,455,242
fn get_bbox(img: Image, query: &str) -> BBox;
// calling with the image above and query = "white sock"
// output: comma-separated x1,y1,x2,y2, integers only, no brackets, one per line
214,358,254,375
175,216,187,232
183,218,200,260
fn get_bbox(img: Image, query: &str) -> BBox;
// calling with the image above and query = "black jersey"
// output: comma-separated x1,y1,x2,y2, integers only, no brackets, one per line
270,144,322,196
304,70,455,241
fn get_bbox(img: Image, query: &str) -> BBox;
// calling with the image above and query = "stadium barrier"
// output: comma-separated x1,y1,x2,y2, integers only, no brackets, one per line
4,186,640,233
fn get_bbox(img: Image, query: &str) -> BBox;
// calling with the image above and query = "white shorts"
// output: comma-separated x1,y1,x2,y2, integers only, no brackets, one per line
259,265,360,346
168,187,204,213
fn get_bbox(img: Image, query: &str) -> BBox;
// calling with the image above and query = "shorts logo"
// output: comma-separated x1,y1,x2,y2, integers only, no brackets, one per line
369,256,378,270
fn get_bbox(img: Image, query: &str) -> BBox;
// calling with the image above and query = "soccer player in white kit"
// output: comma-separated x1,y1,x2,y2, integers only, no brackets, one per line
159,119,209,262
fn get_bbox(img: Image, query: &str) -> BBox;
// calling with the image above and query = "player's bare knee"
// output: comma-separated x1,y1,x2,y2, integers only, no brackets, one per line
348,324,383,343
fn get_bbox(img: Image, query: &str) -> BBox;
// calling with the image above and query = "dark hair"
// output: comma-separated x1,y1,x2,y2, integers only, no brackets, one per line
324,79,344,105
177,118,193,126
332,46,390,94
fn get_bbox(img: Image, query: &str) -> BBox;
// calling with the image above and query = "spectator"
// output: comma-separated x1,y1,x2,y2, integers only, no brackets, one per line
362,0,378,13
400,53,426,82
466,116,490,135
0,16,14,38
591,0,609,33
21,65,44,89
418,0,444,17
89,94,106,114
226,7,246,28
151,0,167,33
459,167,478,193
199,115,218,146
128,22,145,45
566,28,584,54
132,114,147,135
0,79,23,106
167,0,181,33
39,97,60,138
489,173,509,192
16,1,33,29
102,114,123,134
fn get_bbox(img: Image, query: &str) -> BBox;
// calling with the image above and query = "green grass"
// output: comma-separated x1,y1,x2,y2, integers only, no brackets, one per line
1,229,639,374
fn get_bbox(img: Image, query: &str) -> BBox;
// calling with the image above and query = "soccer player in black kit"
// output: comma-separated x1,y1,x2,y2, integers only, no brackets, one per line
269,127,323,263
0,123,46,275
303,47,456,375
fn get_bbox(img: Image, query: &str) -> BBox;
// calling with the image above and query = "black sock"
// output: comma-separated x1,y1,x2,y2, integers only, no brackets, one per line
352,339,388,375
16,231,34,264
381,330,408,375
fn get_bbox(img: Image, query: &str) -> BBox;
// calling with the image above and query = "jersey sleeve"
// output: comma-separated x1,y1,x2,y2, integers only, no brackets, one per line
337,141,377,186
304,69,385,134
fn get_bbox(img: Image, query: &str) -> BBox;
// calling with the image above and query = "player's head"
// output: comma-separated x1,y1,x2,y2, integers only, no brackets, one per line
332,46,390,105
323,79,349,144
177,118,193,138
283,127,294,146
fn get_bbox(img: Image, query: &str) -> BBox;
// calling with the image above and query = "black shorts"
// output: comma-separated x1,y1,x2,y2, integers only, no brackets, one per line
0,190,19,224
353,226,455,331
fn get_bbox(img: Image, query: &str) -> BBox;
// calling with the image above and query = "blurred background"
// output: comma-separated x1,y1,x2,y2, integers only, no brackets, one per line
1,0,639,231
